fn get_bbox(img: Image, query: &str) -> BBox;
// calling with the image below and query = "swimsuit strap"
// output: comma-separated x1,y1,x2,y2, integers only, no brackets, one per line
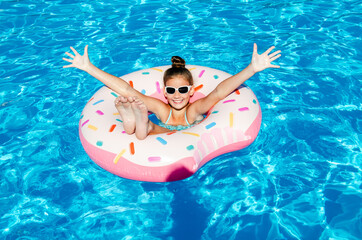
165,109,172,124
165,108,191,126
185,111,191,126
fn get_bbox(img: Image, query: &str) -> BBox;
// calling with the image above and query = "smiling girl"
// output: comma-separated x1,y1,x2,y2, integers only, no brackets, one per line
63,44,281,140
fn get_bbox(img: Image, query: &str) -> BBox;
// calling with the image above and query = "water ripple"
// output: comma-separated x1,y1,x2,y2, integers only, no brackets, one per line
1,0,361,239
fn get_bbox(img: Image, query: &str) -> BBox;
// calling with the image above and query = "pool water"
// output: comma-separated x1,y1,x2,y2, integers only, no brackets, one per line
1,0,361,239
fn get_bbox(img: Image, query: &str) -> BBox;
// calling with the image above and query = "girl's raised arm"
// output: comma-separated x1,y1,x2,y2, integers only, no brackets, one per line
63,45,134,97
189,43,281,116
62,45,167,114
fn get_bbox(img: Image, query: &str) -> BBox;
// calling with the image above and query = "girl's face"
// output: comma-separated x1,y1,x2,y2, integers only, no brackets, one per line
164,75,194,110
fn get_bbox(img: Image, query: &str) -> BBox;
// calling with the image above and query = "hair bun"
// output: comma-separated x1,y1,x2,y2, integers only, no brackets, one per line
171,56,186,68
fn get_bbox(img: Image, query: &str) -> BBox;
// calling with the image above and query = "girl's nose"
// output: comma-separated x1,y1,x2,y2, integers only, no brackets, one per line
174,91,181,98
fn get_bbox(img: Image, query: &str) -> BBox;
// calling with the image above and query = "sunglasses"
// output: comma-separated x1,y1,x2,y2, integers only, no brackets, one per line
165,85,192,94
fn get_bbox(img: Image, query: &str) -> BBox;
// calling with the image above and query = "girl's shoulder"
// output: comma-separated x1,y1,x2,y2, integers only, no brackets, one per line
143,96,169,121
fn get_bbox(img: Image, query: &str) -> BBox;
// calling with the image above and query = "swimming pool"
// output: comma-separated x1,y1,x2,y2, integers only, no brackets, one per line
1,0,361,239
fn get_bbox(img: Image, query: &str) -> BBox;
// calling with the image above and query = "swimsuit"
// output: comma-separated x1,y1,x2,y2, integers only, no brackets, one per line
156,109,202,131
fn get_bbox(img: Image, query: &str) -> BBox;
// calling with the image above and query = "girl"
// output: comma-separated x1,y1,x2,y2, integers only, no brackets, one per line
62,44,281,140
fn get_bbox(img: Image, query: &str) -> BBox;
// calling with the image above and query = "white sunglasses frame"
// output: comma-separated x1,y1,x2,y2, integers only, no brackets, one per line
164,85,192,94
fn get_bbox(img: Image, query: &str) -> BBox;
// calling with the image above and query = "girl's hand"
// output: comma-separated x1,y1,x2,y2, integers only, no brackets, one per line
63,45,91,71
251,43,281,73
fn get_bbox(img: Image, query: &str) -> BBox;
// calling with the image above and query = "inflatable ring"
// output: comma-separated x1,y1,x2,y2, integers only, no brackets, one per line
79,65,262,182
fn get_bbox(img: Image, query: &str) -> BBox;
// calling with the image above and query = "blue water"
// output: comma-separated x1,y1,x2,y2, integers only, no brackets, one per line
1,0,361,239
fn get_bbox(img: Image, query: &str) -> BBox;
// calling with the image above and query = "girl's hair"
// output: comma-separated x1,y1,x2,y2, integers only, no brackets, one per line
163,56,193,86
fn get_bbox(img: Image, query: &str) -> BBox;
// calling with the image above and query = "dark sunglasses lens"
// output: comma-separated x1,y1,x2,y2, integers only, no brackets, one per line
178,87,189,94
166,88,175,94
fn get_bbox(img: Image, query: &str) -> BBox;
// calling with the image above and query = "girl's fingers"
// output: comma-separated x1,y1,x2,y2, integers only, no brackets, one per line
270,54,281,62
270,64,280,68
84,45,89,55
269,50,281,58
63,64,73,68
265,46,275,55
62,57,73,63
253,43,258,55
70,46,79,55
65,52,75,58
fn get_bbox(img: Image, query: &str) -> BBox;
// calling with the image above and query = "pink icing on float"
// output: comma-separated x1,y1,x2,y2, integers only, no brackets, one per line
79,65,262,182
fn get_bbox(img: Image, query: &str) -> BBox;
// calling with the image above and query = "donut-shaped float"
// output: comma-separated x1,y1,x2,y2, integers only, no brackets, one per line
79,65,262,182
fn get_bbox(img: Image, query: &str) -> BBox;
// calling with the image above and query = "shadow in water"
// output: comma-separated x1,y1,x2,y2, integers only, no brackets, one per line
166,166,194,182
168,186,208,240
